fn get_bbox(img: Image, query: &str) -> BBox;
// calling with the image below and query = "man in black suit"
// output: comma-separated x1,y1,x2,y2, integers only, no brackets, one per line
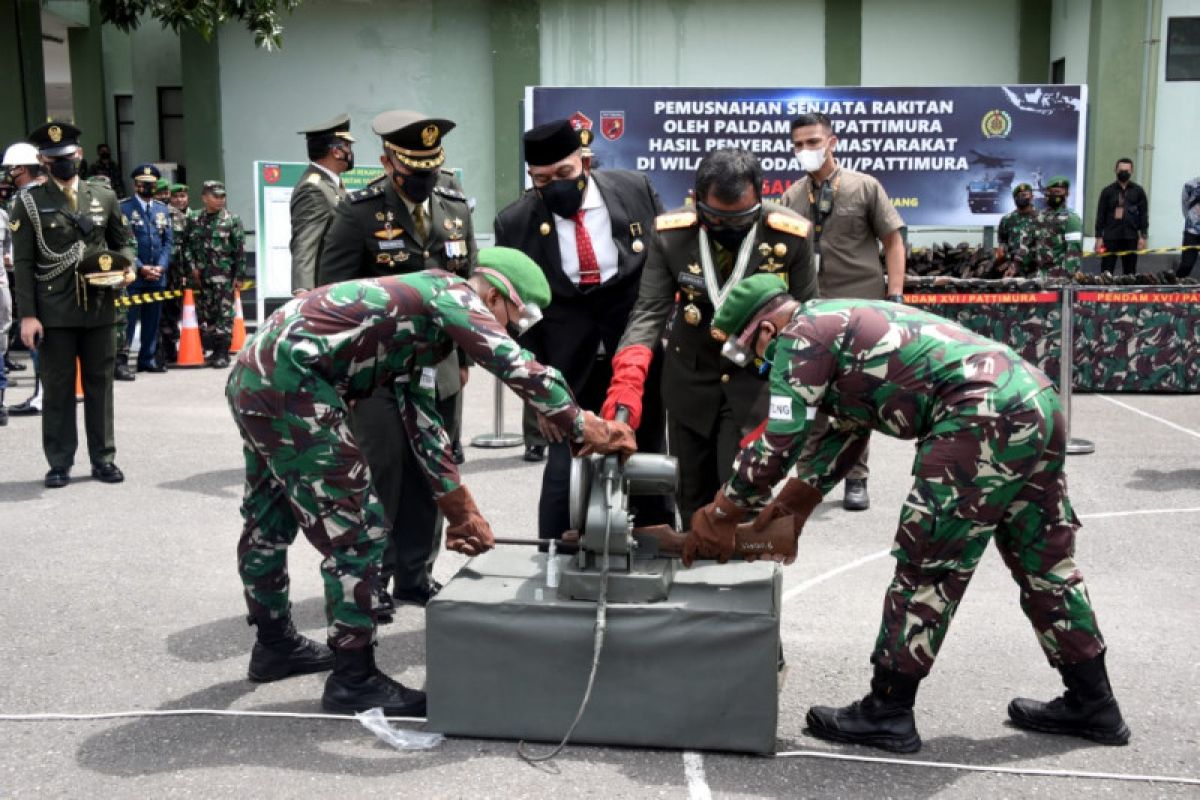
494,119,673,539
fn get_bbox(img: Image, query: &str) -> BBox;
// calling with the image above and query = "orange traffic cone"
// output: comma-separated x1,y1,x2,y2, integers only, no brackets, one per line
75,358,84,401
229,289,246,354
175,289,206,368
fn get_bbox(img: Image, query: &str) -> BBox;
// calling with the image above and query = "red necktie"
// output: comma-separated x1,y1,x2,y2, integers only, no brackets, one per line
573,210,601,286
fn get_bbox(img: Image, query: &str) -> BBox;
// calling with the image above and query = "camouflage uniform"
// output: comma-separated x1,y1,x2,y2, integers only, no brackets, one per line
725,299,1106,678
226,271,581,648
1031,207,1083,283
157,204,191,363
996,209,1038,275
186,207,246,356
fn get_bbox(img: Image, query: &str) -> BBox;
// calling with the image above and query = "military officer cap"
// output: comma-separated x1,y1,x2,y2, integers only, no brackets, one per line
710,274,790,342
170,183,188,193
299,112,355,144
79,250,132,288
1011,182,1034,197
28,120,82,157
202,180,227,196
523,119,586,166
2,142,39,166
1046,175,1071,189
475,247,552,310
372,110,454,170
132,163,162,184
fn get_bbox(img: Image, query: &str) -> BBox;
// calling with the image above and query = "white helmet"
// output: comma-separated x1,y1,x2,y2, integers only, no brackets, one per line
2,142,40,167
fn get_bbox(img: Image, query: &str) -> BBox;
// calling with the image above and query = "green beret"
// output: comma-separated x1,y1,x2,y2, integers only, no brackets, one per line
1012,182,1033,197
154,178,169,192
170,183,188,193
475,246,551,309
711,274,789,341
1046,175,1071,189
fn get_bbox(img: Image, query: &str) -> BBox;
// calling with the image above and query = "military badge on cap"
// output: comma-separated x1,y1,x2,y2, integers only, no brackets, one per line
49,125,62,143
79,250,132,288
421,124,439,147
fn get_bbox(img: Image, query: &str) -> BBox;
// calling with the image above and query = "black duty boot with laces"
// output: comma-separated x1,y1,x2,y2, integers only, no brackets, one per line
1008,651,1130,745
247,617,334,683
321,645,426,717
806,667,922,753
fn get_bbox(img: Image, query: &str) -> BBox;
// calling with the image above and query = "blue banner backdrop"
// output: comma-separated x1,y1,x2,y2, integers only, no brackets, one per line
527,85,1086,227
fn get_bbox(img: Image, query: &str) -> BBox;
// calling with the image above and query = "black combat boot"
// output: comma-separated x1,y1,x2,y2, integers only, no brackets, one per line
0,390,7,426
322,645,427,717
247,617,334,683
806,667,922,753
1008,651,1130,745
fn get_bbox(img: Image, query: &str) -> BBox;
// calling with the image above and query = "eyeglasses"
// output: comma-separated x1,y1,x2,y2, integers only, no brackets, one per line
697,200,761,229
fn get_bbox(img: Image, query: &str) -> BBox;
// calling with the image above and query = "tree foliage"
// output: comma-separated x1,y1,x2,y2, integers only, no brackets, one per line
96,0,302,51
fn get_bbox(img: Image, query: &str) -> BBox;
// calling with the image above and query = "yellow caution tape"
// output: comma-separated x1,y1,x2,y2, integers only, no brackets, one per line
114,281,254,307
1081,244,1200,258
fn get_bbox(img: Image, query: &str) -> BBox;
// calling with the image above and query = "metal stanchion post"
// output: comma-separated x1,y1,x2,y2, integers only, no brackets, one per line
1059,284,1095,455
470,377,524,448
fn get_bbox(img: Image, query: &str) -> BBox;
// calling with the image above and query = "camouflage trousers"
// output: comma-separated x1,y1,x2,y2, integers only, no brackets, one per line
231,396,387,650
873,388,1105,678
197,278,236,352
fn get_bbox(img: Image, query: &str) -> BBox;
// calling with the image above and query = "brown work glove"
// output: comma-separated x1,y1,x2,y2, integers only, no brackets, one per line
436,485,495,557
682,490,748,567
751,479,823,565
572,411,638,459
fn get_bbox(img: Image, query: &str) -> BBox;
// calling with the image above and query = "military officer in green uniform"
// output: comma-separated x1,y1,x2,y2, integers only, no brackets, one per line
996,183,1039,276
317,110,475,609
290,113,354,295
11,122,137,488
1032,176,1084,283
602,148,818,524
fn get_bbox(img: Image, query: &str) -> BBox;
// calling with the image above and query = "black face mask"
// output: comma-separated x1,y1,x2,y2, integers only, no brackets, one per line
48,158,78,181
136,183,154,197
1117,170,1131,182
397,169,437,203
539,175,587,218
707,225,751,252
1046,195,1066,209
1014,195,1032,209
337,146,354,172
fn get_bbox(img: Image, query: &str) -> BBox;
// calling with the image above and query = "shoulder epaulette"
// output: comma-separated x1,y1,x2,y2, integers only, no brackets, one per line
305,172,323,185
349,180,385,203
433,184,466,202
655,210,697,232
766,211,810,238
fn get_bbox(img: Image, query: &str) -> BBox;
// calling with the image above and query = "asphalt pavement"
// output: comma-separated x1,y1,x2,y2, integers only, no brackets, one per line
0,350,1197,799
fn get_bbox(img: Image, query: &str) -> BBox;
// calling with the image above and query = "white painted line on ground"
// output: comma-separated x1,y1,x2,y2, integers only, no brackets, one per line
1080,507,1200,520
782,549,891,605
1095,395,1200,440
682,751,712,800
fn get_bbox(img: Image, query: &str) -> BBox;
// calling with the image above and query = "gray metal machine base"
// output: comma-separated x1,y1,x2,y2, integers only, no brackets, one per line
426,548,782,753
558,557,677,603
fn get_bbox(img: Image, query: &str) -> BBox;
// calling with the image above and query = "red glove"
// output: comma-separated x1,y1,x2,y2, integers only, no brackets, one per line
752,479,823,565
682,490,748,567
601,345,653,430
436,486,495,556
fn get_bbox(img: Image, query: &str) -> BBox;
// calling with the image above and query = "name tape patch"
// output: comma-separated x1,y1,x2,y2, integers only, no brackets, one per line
769,395,793,421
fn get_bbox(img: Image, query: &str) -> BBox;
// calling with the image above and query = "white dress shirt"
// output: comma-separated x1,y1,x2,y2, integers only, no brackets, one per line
553,175,619,286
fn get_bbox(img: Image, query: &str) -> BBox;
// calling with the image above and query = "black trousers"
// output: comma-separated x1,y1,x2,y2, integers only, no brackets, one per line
351,388,458,592
667,405,743,531
1179,232,1200,278
39,324,117,469
1100,236,1139,275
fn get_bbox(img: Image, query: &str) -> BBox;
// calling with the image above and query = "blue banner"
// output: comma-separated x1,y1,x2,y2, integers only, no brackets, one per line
527,85,1086,227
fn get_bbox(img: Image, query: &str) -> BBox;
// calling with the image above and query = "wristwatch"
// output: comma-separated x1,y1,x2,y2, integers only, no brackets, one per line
886,293,904,303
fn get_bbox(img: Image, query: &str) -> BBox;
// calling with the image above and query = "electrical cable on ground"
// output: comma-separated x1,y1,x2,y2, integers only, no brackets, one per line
0,709,424,723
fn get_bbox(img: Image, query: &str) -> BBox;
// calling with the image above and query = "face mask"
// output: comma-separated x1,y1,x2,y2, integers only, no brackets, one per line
397,169,437,203
48,158,78,181
708,225,751,252
797,147,826,173
1046,195,1065,209
539,175,587,218
337,146,355,171
136,183,154,197
1014,195,1031,209
1117,170,1131,182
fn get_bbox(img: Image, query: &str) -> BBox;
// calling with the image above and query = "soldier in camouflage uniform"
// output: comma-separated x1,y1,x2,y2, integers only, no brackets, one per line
996,182,1039,276
186,180,246,368
684,274,1129,754
157,183,191,365
1031,176,1083,284
227,246,636,715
